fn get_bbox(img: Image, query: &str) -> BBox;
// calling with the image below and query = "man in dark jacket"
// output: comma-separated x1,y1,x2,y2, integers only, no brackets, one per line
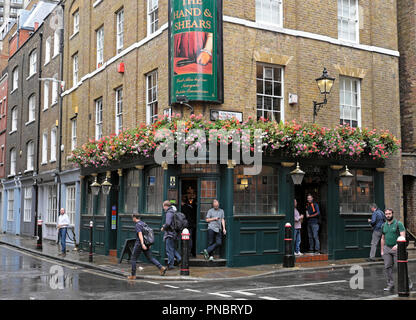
161,200,182,270
367,203,386,262
306,194,320,254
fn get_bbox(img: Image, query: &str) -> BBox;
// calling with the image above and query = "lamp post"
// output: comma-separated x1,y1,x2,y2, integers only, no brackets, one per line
340,165,354,186
290,163,305,185
90,176,101,196
313,68,335,123
101,173,112,196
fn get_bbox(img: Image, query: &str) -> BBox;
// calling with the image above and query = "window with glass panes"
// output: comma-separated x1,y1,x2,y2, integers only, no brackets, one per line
338,0,359,42
115,87,123,133
23,187,32,222
71,119,77,151
95,98,103,140
146,70,158,124
10,148,16,175
146,166,163,214
116,8,124,53
339,169,375,214
147,0,159,35
233,165,279,215
96,27,104,67
47,185,57,223
256,64,283,122
125,169,140,213
7,189,14,221
66,185,76,225
339,76,361,128
256,0,283,26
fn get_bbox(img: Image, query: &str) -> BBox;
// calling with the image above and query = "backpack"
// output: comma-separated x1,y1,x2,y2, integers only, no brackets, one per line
141,222,155,246
172,211,188,233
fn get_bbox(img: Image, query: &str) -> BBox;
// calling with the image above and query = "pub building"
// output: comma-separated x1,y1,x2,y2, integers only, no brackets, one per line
67,0,402,267
76,128,392,267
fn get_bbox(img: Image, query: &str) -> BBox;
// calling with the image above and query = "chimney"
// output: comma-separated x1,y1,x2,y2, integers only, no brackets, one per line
34,22,39,30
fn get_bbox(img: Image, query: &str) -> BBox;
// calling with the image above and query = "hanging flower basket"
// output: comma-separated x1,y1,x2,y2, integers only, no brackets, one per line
69,113,401,168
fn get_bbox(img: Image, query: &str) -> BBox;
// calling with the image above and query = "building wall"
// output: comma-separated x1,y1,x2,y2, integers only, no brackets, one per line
61,0,402,219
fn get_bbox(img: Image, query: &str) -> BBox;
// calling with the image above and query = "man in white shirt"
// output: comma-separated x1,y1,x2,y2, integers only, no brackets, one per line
57,208,70,257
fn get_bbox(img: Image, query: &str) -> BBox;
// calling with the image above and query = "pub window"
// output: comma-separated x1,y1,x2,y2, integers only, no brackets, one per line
339,169,375,214
233,165,279,216
340,76,361,128
256,63,283,122
146,166,163,214
83,179,94,215
125,169,140,213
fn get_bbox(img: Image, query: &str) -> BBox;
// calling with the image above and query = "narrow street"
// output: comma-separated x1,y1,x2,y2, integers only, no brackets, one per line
1,244,414,301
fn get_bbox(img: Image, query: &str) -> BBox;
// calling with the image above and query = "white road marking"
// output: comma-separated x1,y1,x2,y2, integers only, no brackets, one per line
184,289,201,293
234,291,257,296
259,296,280,300
235,298,248,300
146,281,160,285
209,293,233,298
220,280,348,294
165,285,180,289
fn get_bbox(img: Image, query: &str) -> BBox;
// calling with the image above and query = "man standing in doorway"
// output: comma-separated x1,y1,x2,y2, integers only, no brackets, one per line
57,208,70,257
306,194,320,254
367,203,386,262
203,199,226,261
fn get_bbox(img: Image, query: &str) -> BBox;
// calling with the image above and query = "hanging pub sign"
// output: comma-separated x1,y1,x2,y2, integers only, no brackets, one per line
169,0,224,104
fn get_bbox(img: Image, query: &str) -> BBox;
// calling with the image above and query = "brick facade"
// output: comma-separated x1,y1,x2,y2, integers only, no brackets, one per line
61,0,402,218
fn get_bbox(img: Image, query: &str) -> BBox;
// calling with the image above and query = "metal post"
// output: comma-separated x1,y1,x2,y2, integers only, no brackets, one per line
36,219,43,250
397,236,409,297
283,223,295,268
180,228,190,276
89,220,93,262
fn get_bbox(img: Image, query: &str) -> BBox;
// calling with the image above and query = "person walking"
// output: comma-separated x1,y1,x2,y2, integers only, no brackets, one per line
127,214,166,280
305,194,320,254
381,208,406,291
367,203,386,262
294,199,304,256
57,208,70,257
161,200,182,270
202,199,226,261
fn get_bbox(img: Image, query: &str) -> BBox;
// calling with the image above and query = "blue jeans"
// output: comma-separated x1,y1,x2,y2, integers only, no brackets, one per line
307,223,320,251
131,242,162,276
165,237,181,268
206,229,222,256
294,228,301,254
59,228,67,253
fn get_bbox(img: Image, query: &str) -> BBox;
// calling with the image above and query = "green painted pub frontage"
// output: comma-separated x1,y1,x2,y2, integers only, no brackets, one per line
78,154,386,267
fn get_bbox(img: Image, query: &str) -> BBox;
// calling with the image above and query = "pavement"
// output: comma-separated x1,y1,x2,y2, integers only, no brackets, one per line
1,233,416,282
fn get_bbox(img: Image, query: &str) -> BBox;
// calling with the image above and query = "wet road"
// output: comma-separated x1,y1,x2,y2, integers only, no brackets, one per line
0,244,414,300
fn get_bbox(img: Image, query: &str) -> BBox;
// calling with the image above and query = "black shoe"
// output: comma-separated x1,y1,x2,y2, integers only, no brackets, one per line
367,258,376,262
384,285,394,291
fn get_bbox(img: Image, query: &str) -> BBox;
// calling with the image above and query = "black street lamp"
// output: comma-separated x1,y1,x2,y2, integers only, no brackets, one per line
313,68,335,123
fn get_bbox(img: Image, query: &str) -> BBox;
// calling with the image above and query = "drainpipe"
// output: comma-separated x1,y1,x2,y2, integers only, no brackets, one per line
57,4,65,213
34,31,43,236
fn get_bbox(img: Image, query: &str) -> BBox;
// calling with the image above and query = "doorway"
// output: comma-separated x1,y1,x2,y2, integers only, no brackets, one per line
295,168,328,254
180,179,198,257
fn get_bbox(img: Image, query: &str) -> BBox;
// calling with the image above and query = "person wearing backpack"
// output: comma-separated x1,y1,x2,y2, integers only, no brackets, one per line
127,214,167,280
380,208,407,291
161,200,182,270
202,199,226,261
367,203,386,262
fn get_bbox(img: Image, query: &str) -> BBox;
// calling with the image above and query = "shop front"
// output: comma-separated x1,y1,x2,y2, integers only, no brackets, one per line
77,156,386,267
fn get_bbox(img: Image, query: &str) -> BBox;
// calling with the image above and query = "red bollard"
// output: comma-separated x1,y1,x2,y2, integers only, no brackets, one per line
397,236,409,297
283,223,295,268
181,228,190,276
36,219,43,250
